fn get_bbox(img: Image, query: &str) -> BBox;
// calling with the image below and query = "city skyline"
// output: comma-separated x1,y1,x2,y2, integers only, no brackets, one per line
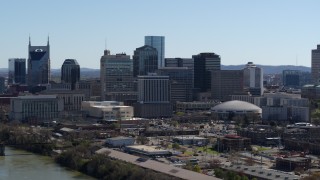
1,0,320,69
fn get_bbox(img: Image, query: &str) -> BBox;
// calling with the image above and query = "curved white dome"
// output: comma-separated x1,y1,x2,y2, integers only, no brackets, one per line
211,100,261,113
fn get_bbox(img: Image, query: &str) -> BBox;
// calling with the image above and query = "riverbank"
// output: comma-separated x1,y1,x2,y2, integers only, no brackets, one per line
0,124,180,180
0,147,95,180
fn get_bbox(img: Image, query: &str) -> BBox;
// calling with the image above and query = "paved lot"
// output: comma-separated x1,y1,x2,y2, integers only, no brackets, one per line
96,148,220,180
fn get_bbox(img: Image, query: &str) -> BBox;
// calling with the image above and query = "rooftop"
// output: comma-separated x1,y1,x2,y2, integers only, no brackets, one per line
223,164,299,180
211,100,261,112
126,145,169,153
107,136,134,140
173,136,208,140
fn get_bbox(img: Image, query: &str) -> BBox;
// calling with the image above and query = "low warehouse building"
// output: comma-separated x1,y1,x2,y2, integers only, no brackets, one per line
173,136,208,146
125,145,172,157
105,136,135,147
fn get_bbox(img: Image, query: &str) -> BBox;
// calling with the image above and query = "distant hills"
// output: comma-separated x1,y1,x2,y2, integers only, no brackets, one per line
0,65,311,78
222,65,310,74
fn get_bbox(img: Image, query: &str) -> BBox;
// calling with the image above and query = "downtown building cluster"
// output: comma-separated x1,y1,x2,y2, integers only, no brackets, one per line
2,36,316,125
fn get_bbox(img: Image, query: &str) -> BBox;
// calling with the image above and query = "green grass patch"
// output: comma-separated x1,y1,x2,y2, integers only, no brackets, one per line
183,151,194,156
196,146,219,155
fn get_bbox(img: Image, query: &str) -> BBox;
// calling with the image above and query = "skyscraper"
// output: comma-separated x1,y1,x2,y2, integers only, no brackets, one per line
211,70,244,101
243,62,263,96
193,53,221,92
8,58,26,85
312,45,320,84
145,36,165,68
100,50,135,101
135,74,172,118
133,45,158,77
157,67,193,103
282,70,300,88
165,58,194,69
27,37,50,87
61,59,80,90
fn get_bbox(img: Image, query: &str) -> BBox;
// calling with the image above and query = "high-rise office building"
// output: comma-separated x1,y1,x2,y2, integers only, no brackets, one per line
135,74,172,118
61,59,80,90
27,37,50,87
0,77,5,94
212,70,244,101
8,58,26,85
157,67,193,103
282,70,300,88
193,53,221,92
100,50,135,101
312,45,320,84
243,62,263,96
145,36,165,68
133,45,158,77
165,58,194,69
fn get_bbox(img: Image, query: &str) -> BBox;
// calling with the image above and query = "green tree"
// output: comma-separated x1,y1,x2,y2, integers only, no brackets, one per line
214,168,224,178
172,143,180,149
193,165,201,173
136,135,149,145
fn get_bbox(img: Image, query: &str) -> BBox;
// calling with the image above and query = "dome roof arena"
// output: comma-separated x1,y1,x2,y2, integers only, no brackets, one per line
211,100,262,114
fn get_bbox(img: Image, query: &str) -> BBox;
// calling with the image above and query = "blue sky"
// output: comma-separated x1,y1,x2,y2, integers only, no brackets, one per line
0,0,319,68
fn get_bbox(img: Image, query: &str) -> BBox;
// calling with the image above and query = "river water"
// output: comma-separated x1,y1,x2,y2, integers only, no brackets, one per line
0,147,95,180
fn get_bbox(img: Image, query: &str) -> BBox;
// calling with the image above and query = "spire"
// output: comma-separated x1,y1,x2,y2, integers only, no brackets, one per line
29,35,31,46
47,35,50,46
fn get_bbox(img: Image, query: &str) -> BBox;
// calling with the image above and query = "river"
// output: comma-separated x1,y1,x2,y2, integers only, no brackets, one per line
0,147,95,180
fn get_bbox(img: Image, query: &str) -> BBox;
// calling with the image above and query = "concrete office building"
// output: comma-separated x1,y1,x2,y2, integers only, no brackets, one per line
193,53,221,93
27,37,50,87
41,90,85,111
8,58,26,85
100,50,135,101
312,44,320,84
135,74,172,118
61,59,80,90
76,79,101,99
157,67,193,103
243,62,263,96
133,45,158,77
211,70,244,101
145,36,165,68
9,95,64,123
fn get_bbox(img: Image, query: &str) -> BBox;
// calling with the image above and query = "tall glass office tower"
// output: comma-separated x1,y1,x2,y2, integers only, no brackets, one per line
61,59,80,90
145,36,165,68
27,37,50,86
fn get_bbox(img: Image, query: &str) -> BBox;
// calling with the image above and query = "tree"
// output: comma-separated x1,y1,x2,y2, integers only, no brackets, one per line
193,165,201,173
172,143,180,150
214,168,224,178
136,136,149,145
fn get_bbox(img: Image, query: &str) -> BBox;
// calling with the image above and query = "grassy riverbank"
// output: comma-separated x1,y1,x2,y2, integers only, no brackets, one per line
0,124,179,180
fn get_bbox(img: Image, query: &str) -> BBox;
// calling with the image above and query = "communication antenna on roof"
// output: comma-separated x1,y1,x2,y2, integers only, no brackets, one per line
29,34,31,46
105,38,107,50
47,34,50,46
